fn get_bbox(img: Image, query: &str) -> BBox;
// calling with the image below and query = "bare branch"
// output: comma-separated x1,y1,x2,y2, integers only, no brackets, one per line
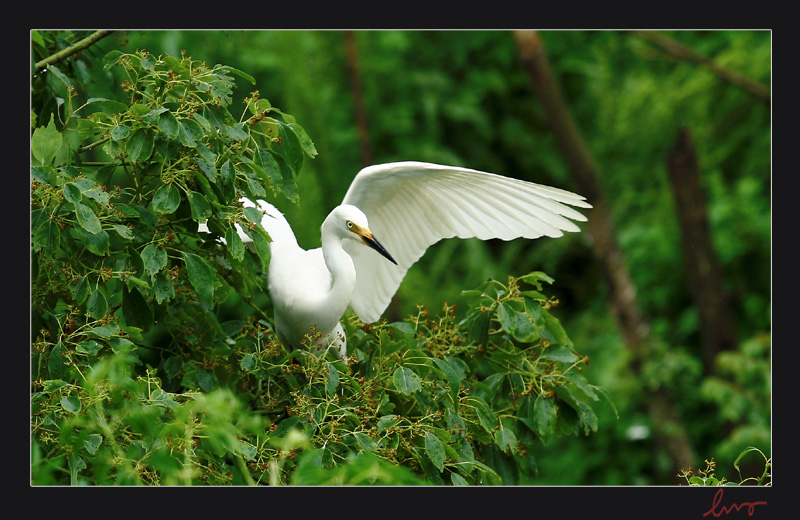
34,30,114,74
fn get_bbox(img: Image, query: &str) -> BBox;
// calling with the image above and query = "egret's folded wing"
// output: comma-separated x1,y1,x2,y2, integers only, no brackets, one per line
341,162,592,323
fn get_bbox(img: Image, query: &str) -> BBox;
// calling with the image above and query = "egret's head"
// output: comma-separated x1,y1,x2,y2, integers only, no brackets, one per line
331,205,397,265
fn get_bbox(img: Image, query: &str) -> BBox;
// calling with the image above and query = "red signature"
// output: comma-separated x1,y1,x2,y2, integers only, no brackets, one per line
703,488,768,517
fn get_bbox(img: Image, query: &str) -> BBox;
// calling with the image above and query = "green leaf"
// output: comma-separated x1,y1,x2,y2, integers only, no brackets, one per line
451,473,469,485
141,107,169,124
62,183,82,205
592,385,619,420
74,202,102,234
122,286,154,332
254,147,283,190
227,122,249,142
126,128,154,162
288,122,317,158
186,191,212,222
352,432,376,452
225,227,245,262
111,224,134,241
517,394,537,433
126,275,150,290
247,97,272,115
471,397,499,434
533,394,557,442
562,372,599,401
495,426,518,454
73,226,110,256
164,356,184,380
240,354,256,371
575,401,598,434
84,97,128,114
196,368,218,392
46,65,72,99
247,227,272,269
424,432,446,472
196,157,218,182
86,289,108,319
512,311,536,342
497,302,516,335
520,271,554,288
220,159,236,186
141,243,168,278
71,177,110,206
75,340,103,356
102,50,124,70
393,366,422,395
157,110,180,138
41,380,68,393
272,120,304,175
48,341,66,380
69,454,86,486
151,184,181,214
554,386,597,435
540,345,579,364
32,219,60,252
110,124,131,141
153,272,175,304
468,311,490,346
31,114,62,166
432,357,461,389
243,206,264,227
325,362,340,395
60,396,81,414
184,252,216,302
218,65,256,84
178,118,204,147
83,433,103,455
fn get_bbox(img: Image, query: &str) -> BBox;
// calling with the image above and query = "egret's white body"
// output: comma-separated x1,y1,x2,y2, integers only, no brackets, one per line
213,162,592,357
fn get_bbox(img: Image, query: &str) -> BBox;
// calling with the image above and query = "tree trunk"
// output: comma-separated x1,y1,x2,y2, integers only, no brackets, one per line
513,30,697,479
344,31,373,167
344,32,405,322
667,128,737,374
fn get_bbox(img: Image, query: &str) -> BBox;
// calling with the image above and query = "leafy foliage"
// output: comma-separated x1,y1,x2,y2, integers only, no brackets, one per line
31,32,608,485
678,447,771,486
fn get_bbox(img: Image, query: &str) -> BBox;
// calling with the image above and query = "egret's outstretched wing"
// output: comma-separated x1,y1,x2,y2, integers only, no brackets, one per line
341,162,592,323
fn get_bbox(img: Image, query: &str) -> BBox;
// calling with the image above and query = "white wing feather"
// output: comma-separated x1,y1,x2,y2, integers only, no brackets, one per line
341,162,591,323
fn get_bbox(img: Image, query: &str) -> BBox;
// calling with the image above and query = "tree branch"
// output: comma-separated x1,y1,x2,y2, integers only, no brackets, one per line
34,30,114,74
633,31,770,104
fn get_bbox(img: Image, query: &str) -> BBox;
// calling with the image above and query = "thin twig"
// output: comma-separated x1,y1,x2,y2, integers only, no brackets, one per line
34,30,114,74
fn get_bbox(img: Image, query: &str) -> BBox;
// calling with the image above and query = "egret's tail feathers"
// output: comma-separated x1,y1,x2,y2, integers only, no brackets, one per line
239,198,296,247
197,198,297,249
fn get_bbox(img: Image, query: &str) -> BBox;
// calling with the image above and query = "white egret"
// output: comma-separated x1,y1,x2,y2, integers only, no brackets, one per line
212,161,591,357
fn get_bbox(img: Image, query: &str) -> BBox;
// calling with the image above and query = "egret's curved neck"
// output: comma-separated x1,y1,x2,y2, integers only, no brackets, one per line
321,227,357,319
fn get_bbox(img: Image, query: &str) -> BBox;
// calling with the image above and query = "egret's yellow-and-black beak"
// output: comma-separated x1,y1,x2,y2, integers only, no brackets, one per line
361,229,397,265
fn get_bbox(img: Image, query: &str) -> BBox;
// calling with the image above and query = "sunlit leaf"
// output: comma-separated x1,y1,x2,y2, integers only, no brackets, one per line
31,114,62,166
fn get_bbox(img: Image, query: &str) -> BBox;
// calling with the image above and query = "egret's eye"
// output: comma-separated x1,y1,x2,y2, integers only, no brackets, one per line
346,220,354,229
